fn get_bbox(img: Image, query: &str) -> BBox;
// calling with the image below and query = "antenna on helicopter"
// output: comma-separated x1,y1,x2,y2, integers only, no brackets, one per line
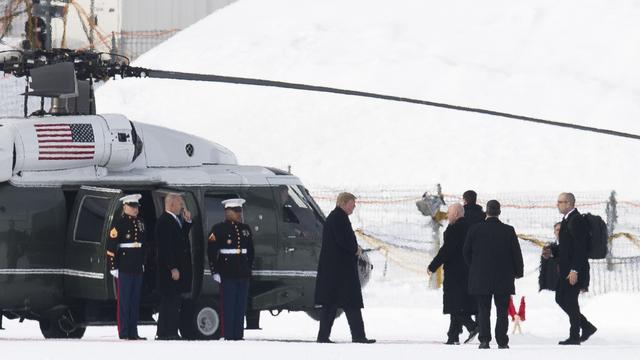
1,48,639,141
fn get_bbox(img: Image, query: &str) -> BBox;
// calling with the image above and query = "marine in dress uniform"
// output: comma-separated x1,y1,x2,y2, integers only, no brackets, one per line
207,198,255,341
106,194,146,340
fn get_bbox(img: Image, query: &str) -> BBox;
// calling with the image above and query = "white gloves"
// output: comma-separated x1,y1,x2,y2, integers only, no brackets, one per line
110,269,119,278
212,273,221,283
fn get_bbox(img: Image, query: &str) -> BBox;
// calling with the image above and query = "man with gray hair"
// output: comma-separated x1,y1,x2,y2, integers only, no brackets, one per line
554,192,597,345
155,193,192,340
315,192,375,344
464,200,523,349
428,203,478,345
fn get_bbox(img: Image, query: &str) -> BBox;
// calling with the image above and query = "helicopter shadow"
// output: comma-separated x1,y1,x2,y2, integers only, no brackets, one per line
250,338,447,345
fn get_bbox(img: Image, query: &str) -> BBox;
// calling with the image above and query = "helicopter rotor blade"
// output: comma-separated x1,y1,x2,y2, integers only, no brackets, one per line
144,69,640,142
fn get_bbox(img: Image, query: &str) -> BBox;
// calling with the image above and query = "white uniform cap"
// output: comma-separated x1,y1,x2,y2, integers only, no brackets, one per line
222,198,246,208
120,194,142,205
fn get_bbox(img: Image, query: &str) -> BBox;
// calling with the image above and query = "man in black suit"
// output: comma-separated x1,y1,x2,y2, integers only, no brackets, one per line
554,192,597,345
463,190,485,226
315,192,375,344
155,193,192,340
464,200,523,349
428,203,478,345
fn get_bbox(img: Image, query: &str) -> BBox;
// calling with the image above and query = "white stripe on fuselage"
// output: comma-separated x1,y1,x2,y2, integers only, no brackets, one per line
203,269,317,278
0,268,104,279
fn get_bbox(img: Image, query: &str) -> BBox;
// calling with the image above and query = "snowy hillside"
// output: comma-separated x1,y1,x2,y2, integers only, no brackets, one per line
96,0,640,196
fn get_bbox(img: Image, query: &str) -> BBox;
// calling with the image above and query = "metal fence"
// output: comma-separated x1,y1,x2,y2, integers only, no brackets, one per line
1,74,51,118
310,186,640,295
114,30,179,61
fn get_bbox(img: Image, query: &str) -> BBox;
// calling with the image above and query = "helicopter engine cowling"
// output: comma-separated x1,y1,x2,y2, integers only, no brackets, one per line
11,114,138,173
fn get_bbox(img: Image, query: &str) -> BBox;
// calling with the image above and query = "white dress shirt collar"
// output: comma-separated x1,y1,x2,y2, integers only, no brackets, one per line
563,207,576,220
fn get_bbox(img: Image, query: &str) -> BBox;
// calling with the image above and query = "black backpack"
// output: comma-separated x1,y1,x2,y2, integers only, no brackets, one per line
582,213,608,259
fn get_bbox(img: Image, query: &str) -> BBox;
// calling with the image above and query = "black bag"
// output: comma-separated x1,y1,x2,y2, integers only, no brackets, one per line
582,213,608,259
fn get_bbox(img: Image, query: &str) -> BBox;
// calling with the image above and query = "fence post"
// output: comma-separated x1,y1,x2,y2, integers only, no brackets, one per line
383,249,388,278
606,190,617,271
428,184,443,289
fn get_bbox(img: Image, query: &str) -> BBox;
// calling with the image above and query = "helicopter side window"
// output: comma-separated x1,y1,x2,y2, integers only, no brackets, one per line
74,196,111,244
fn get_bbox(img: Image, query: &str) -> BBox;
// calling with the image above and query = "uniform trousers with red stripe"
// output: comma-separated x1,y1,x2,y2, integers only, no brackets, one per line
117,273,143,339
221,277,250,340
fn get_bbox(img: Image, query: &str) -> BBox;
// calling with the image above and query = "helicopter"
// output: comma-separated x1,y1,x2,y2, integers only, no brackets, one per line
0,48,373,339
1,47,638,341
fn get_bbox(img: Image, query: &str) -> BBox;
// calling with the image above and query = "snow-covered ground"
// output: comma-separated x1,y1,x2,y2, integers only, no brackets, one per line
2,242,639,359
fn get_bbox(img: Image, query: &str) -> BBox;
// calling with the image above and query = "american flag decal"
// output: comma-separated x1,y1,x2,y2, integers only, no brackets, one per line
35,123,96,160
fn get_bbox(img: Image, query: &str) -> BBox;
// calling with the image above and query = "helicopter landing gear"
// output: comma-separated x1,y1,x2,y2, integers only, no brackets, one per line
179,300,221,340
245,309,261,330
39,310,86,339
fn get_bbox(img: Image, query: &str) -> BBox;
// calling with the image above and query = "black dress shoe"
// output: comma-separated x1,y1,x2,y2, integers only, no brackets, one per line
498,344,509,349
317,338,334,343
129,336,147,340
445,339,460,345
559,338,581,345
352,338,376,344
464,327,479,344
119,335,130,340
580,324,597,342
479,341,490,349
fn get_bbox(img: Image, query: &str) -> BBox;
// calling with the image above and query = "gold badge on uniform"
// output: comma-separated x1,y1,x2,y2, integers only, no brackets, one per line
208,233,216,242
110,227,118,239
242,229,250,237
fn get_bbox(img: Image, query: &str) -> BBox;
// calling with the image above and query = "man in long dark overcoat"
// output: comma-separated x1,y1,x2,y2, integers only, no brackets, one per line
464,200,523,349
463,190,485,226
428,203,477,345
315,192,375,344
155,193,192,340
553,192,597,345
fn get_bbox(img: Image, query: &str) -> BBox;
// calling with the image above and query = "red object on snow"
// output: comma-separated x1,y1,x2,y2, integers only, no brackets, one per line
508,296,526,321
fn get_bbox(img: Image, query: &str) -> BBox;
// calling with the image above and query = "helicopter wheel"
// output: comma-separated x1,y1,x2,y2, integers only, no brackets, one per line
39,311,86,339
179,300,221,340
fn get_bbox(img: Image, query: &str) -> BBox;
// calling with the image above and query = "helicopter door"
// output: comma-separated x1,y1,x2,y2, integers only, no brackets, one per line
65,186,123,300
270,183,323,273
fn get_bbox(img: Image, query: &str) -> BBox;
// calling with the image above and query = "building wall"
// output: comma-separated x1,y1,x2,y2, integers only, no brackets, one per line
120,0,237,32
5,0,236,55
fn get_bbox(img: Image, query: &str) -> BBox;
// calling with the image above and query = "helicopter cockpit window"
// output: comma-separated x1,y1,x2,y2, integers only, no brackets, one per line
277,185,308,223
277,185,323,229
299,186,326,224
74,196,111,244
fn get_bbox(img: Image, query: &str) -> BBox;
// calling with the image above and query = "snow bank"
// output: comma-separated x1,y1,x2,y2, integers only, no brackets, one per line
96,0,640,196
